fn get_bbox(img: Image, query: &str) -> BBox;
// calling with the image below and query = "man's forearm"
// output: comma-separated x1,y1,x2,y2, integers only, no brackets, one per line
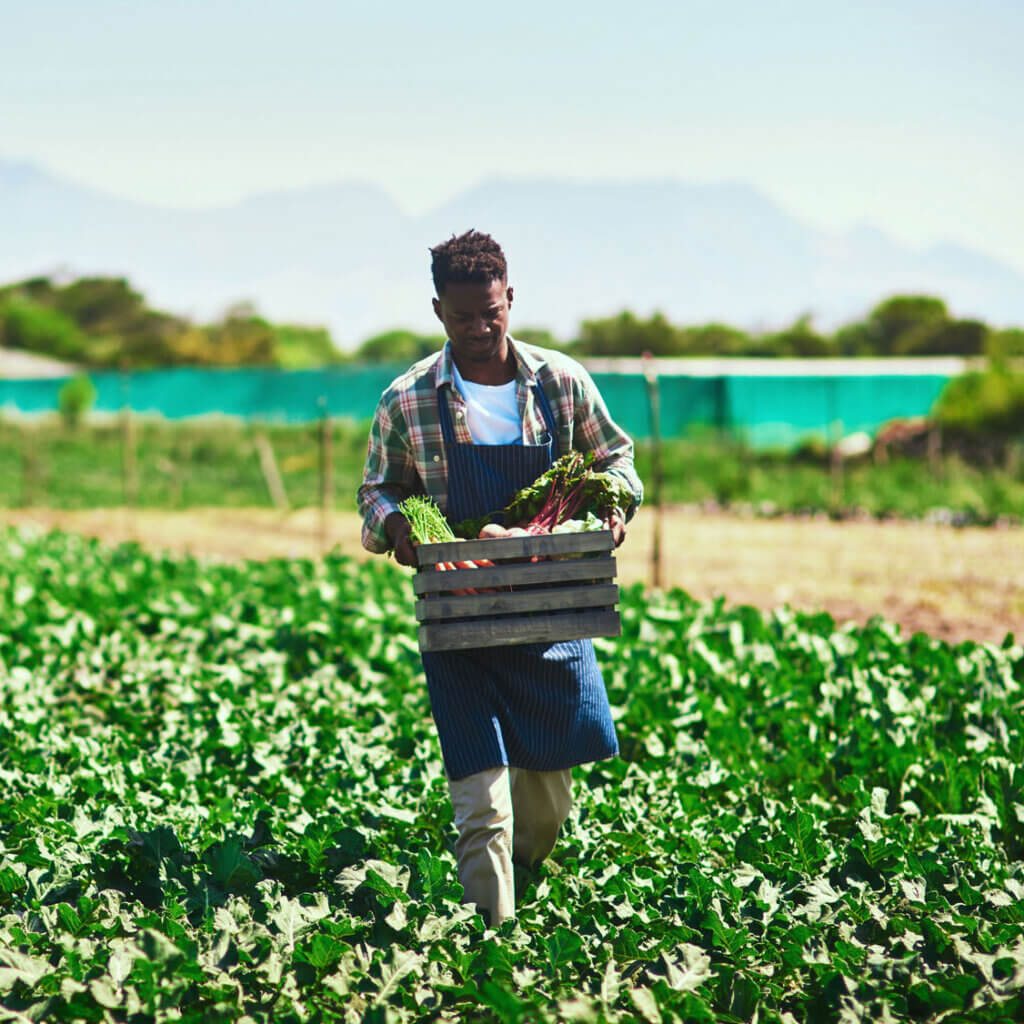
357,479,405,553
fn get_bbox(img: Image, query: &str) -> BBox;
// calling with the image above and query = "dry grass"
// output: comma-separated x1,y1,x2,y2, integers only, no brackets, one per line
4,505,1022,645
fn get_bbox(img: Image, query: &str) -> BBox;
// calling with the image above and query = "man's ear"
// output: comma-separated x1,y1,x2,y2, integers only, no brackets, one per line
506,286,514,307
432,297,443,322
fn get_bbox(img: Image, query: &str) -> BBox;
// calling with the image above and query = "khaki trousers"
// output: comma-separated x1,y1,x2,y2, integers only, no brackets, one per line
447,766,573,926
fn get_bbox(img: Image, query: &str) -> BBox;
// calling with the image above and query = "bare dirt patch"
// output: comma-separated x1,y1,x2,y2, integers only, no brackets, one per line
4,505,1022,646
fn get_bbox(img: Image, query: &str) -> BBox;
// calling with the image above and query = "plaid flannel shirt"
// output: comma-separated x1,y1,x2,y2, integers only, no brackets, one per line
357,338,644,553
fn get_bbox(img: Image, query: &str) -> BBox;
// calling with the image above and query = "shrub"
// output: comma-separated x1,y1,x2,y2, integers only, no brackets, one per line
57,374,97,429
933,364,1024,438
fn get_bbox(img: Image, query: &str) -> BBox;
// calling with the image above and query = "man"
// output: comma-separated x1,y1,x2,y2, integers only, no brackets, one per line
357,230,642,925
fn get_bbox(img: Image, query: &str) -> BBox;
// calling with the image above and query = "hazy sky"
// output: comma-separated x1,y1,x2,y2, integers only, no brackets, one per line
4,0,1023,272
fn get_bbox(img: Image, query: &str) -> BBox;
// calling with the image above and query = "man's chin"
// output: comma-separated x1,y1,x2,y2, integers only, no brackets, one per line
463,342,501,362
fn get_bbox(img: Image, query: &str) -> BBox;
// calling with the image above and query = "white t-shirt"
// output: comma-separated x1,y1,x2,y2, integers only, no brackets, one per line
452,363,522,444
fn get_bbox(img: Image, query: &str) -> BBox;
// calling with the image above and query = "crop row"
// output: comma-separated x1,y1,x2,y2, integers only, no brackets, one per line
1,527,1023,1022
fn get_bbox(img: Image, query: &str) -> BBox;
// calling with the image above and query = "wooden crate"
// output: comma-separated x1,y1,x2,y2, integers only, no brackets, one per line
413,530,621,651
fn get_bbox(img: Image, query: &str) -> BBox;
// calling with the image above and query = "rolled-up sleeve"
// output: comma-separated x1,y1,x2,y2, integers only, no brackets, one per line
357,393,419,553
571,365,644,520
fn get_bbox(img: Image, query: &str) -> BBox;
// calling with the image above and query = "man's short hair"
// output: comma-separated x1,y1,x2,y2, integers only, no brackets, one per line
430,230,507,296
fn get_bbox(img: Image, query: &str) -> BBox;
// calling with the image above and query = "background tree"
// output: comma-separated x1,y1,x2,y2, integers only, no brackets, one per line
987,327,1024,363
0,298,89,361
512,326,568,351
748,315,836,358
53,277,147,336
893,318,988,357
272,324,345,368
0,274,1013,366
833,320,877,357
864,295,949,356
201,305,277,366
677,323,752,356
353,329,445,364
573,311,680,356
0,276,341,368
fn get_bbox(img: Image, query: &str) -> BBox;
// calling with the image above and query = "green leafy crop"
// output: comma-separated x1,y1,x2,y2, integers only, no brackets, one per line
1,527,1022,1022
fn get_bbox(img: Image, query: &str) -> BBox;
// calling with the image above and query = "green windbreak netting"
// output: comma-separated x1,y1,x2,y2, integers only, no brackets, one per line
589,374,728,440
720,374,950,448
0,365,409,424
1,364,952,449
588,372,949,448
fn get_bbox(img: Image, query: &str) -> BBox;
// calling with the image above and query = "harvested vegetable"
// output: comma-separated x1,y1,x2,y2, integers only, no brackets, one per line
551,512,604,534
477,523,511,539
452,513,495,539
399,495,457,544
503,451,632,534
398,495,493,593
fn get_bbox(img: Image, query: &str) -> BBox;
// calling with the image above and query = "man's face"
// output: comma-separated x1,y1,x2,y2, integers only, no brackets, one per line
432,278,513,368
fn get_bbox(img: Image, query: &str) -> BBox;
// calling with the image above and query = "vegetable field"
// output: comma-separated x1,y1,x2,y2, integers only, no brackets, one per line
2,528,1023,1023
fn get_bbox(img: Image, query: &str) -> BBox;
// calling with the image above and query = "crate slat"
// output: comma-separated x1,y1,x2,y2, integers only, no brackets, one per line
415,583,619,622
413,556,616,595
419,609,622,652
416,529,613,566
413,529,622,651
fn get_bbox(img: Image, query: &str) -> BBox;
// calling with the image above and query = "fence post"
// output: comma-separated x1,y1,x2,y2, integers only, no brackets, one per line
830,418,844,514
20,424,41,507
174,430,192,508
642,352,664,590
927,423,943,473
256,433,289,511
318,396,333,554
120,375,138,511
826,377,843,514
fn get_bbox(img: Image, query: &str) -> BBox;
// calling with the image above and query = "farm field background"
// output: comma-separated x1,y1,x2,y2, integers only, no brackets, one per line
2,415,1023,643
1,527,1023,1023
3,419,1024,524
3,504,1021,647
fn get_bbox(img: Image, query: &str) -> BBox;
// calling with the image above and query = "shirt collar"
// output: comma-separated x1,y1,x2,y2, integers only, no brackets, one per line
434,336,541,390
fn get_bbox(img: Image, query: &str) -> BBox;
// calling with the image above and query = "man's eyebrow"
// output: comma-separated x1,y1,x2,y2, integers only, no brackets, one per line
452,304,502,315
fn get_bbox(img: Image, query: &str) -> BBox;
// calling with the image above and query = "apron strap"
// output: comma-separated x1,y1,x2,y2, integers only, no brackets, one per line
438,383,457,445
532,382,560,461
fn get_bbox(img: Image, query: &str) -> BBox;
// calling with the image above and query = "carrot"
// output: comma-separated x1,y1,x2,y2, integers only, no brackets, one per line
435,560,480,595
433,557,501,594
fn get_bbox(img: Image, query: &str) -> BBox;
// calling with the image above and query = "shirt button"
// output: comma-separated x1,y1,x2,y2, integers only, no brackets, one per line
433,455,441,463
456,410,463,419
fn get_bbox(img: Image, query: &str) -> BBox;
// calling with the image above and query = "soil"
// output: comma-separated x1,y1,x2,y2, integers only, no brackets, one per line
4,505,1022,646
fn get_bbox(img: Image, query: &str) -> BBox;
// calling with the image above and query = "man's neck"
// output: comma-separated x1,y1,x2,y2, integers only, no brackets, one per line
451,342,516,386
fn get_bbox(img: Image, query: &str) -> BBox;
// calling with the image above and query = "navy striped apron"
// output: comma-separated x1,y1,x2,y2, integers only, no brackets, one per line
421,381,619,781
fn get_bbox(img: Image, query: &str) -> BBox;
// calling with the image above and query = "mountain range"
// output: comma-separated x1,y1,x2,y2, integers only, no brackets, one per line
3,159,1022,348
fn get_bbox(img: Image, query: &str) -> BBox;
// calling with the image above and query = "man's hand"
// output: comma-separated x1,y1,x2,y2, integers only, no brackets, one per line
605,507,626,547
384,511,417,567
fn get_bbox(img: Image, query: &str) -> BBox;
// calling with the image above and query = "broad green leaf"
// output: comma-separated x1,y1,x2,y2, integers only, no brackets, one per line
89,978,123,1009
372,948,423,1006
545,927,585,970
662,944,712,992
204,837,261,889
629,986,662,1024
600,958,620,1006
0,950,49,992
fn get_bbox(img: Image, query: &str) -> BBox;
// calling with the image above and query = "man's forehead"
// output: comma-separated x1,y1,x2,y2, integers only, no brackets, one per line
439,279,509,309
